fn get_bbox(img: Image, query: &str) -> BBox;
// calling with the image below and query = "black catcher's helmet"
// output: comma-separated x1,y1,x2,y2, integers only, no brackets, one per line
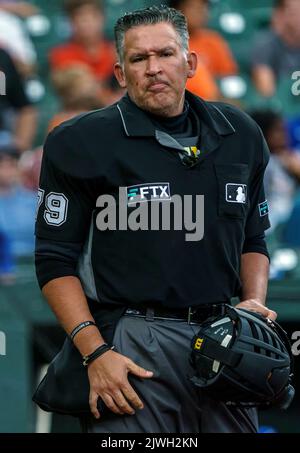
190,305,295,409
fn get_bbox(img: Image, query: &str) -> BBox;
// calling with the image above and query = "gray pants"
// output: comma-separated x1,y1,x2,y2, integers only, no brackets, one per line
80,314,258,433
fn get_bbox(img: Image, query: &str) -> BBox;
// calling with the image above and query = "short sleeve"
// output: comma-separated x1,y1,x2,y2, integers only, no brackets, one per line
251,32,275,69
245,127,271,238
35,128,95,243
0,48,30,108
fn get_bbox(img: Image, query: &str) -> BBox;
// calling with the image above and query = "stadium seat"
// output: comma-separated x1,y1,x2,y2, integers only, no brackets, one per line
281,192,300,248
226,0,275,10
208,8,256,73
208,2,272,73
218,73,275,112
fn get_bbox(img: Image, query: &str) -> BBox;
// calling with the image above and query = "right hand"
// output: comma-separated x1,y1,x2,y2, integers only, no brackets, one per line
87,349,153,419
235,299,277,321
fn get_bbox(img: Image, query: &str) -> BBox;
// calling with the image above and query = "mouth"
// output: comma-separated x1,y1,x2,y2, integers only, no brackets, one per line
147,82,169,92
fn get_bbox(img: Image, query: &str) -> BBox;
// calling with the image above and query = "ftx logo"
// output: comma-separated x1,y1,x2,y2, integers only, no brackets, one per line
127,183,171,205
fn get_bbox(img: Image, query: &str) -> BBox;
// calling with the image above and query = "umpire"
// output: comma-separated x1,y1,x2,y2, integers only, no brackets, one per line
35,5,276,433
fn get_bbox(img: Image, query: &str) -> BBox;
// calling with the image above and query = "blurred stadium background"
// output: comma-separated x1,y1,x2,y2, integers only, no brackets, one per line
0,0,299,433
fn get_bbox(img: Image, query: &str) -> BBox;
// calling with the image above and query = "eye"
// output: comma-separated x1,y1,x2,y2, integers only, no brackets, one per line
161,51,173,57
132,56,145,63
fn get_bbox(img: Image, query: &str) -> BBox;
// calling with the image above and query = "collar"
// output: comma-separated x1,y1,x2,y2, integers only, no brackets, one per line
116,91,236,138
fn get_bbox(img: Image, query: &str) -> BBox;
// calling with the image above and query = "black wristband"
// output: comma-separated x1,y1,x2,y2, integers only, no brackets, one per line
70,321,96,341
82,343,115,367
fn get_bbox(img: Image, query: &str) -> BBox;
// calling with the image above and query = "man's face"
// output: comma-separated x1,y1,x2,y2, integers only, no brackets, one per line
180,0,209,33
267,119,287,153
282,0,300,37
71,5,103,43
114,22,197,117
0,155,19,189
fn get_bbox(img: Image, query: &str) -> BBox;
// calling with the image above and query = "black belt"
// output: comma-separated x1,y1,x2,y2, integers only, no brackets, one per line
124,303,228,324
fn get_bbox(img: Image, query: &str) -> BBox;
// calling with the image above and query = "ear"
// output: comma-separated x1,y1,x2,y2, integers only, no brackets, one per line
114,63,127,88
186,51,198,79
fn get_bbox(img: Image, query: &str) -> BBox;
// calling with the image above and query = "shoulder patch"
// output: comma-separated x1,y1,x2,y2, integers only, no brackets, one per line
258,200,269,217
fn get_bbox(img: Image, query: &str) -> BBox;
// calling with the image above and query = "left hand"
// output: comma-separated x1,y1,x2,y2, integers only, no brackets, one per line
235,299,277,321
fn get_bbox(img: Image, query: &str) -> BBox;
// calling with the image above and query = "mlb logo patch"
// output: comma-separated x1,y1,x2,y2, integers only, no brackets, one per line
225,184,247,204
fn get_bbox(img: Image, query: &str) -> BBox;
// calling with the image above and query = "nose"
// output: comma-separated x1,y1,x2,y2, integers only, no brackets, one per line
146,55,162,76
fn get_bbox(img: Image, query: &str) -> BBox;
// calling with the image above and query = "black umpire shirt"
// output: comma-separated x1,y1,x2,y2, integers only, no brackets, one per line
35,91,270,309
0,47,31,131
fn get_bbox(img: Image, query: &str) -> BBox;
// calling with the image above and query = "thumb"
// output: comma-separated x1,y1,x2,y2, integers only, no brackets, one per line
126,360,154,379
267,309,277,321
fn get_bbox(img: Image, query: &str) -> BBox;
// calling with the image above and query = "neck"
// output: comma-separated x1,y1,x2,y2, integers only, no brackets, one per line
147,100,190,135
279,29,300,47
152,95,186,118
0,185,13,194
149,101,188,120
75,36,101,49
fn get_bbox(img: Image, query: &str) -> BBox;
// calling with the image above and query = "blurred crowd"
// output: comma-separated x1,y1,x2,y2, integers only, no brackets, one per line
0,0,300,282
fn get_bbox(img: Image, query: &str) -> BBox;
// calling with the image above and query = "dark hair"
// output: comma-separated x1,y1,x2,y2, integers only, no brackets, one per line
64,0,102,17
114,5,189,64
0,145,19,160
275,0,287,8
249,109,282,136
168,0,184,9
168,0,209,9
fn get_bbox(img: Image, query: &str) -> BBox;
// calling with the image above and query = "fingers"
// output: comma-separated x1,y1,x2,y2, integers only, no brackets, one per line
258,306,277,321
101,393,124,416
126,360,153,379
249,304,270,318
236,300,278,321
122,384,144,410
89,391,100,419
112,390,136,415
110,382,146,414
91,386,144,417
88,354,153,418
267,309,277,321
89,390,128,418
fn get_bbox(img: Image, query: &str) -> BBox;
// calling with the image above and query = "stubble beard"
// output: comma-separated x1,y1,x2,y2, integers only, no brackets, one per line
136,90,183,118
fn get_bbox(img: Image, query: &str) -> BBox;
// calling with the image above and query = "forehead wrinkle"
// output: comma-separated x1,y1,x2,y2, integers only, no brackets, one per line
128,44,177,56
123,25,183,56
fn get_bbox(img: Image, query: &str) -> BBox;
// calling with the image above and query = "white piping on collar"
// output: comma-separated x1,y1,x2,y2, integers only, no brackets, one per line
117,104,130,136
212,105,236,133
